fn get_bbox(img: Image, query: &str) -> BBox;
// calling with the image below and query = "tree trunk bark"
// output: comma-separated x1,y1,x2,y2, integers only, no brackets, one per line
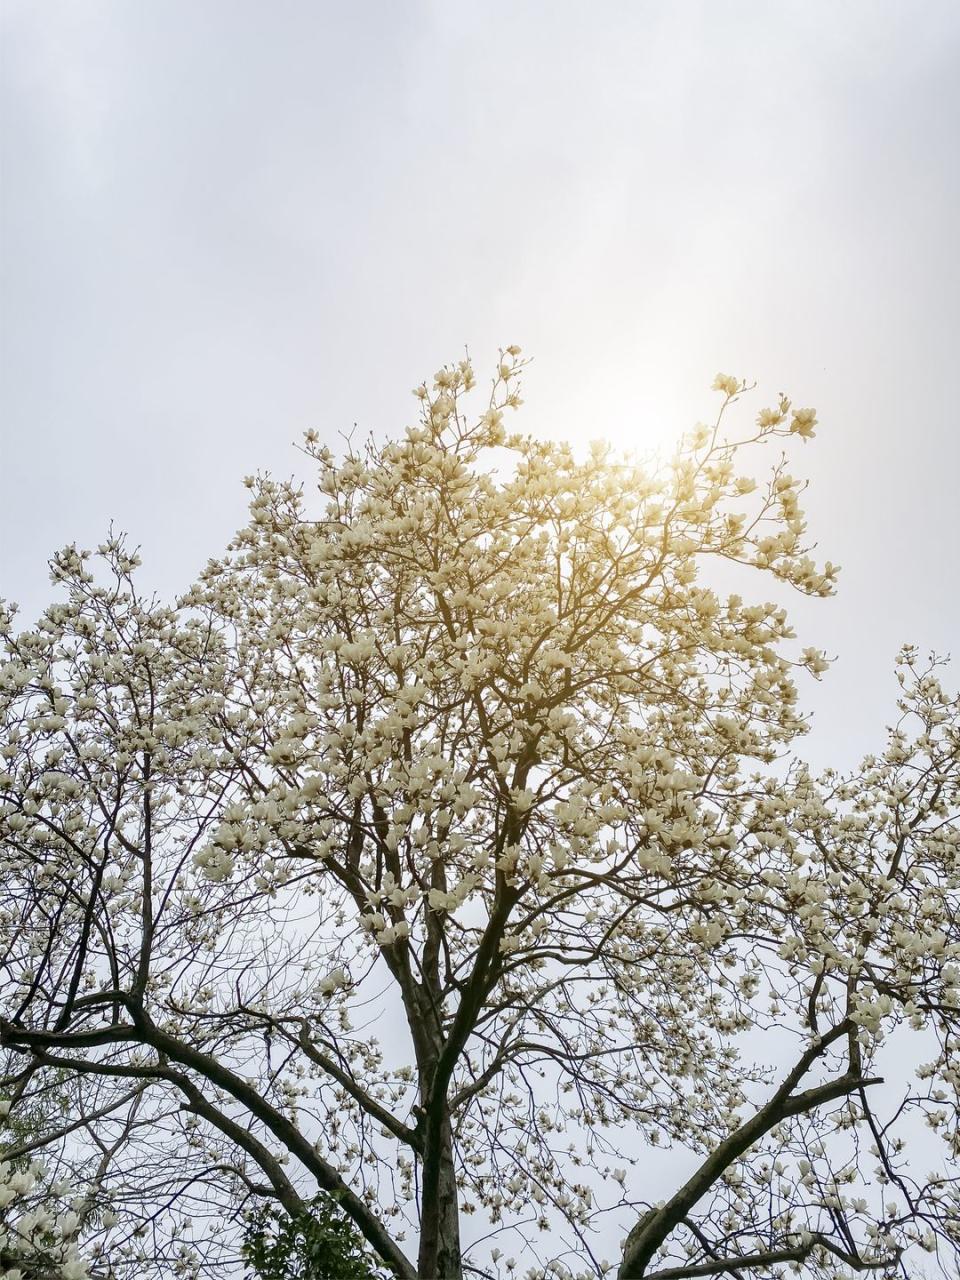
417,1113,462,1280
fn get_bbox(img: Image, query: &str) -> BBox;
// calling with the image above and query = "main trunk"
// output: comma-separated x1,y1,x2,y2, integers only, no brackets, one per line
417,1113,461,1280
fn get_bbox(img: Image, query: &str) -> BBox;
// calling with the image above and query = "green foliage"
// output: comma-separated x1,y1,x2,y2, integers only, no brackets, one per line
243,1195,384,1280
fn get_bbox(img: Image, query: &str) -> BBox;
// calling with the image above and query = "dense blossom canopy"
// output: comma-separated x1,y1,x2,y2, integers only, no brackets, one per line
0,353,957,1280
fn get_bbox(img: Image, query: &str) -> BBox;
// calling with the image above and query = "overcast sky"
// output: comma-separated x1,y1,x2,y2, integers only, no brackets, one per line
2,0,958,769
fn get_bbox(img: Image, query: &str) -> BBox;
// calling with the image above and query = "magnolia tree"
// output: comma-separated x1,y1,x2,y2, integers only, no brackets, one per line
0,1063,105,1279
0,352,958,1280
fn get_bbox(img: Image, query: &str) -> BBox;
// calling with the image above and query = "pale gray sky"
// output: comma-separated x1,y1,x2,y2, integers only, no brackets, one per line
2,0,958,766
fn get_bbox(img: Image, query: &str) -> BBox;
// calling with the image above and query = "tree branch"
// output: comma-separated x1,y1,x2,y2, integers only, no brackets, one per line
619,1021,881,1278
644,1234,901,1279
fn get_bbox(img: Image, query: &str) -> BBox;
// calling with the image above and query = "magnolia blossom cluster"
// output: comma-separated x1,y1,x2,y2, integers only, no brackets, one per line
0,1154,91,1280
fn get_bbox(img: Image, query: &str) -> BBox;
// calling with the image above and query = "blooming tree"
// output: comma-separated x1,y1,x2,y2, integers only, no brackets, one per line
0,1061,105,1278
0,352,958,1280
